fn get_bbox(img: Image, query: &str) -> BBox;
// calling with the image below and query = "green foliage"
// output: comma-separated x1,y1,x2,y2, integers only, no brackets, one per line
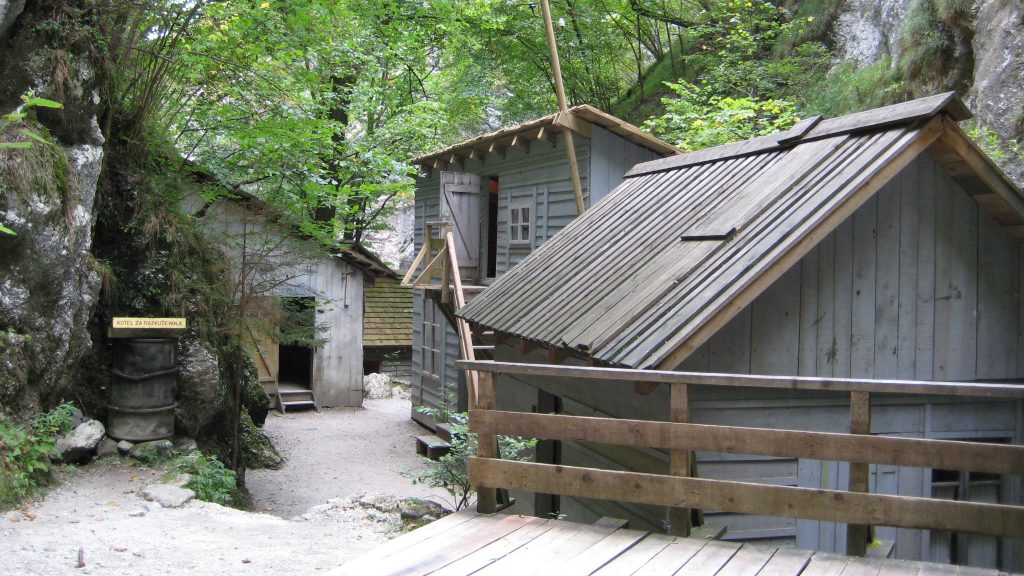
800,57,908,117
968,126,1023,165
899,0,953,85
0,403,75,509
644,80,800,151
1,92,67,236
168,450,240,507
404,411,536,511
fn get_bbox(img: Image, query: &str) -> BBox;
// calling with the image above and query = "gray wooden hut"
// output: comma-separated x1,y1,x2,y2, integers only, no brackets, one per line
196,193,391,409
363,273,413,379
458,93,1024,569
408,106,681,428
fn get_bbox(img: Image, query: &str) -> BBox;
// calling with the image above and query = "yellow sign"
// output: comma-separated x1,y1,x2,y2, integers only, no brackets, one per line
112,317,187,329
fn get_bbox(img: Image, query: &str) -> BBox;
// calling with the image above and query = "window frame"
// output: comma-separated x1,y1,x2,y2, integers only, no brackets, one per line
508,203,532,246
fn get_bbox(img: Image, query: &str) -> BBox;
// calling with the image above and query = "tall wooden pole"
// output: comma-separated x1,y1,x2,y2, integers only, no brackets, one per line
540,0,586,216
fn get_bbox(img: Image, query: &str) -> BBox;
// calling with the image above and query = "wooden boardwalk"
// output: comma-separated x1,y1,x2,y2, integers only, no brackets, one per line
331,511,1014,576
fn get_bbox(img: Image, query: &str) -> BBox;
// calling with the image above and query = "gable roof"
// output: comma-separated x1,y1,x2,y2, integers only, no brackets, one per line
458,93,1024,370
411,104,682,168
363,275,413,348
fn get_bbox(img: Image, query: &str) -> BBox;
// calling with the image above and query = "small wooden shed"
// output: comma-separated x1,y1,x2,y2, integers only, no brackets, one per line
196,193,390,409
408,106,681,427
459,93,1024,569
363,273,413,379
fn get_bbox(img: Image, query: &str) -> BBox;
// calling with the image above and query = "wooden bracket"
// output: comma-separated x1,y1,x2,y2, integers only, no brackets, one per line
634,381,660,395
494,331,510,346
552,111,592,138
510,134,529,153
547,347,568,364
518,338,536,355
488,141,506,159
536,126,554,147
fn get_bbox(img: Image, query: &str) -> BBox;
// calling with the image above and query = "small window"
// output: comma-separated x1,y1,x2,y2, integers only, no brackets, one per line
509,204,531,245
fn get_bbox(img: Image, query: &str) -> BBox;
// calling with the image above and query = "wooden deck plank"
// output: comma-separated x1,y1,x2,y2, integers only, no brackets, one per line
756,547,813,576
554,528,653,576
593,533,677,575
875,560,922,576
333,509,479,568
801,553,851,576
632,538,708,575
332,513,539,576
840,557,883,576
429,517,558,576
674,540,743,575
715,544,777,576
474,518,621,576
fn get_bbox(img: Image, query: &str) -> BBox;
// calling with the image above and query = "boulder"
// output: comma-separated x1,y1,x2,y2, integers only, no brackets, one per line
363,373,392,399
399,500,447,521
140,484,194,508
175,342,224,438
172,436,197,453
128,439,173,463
116,440,133,454
53,420,105,464
95,437,118,458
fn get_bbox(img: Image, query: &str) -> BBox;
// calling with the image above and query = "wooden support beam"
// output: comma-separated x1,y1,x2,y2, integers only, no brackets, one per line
494,331,510,346
475,372,499,514
847,391,871,557
488,141,506,159
547,347,568,364
454,360,1024,399
468,459,1024,538
432,157,448,170
468,410,1024,475
467,148,485,164
669,382,691,537
510,134,529,153
448,153,463,169
536,126,554,146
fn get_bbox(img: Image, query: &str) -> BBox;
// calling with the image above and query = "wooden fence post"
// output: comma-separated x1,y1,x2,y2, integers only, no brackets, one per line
669,382,691,537
476,370,499,513
847,391,871,556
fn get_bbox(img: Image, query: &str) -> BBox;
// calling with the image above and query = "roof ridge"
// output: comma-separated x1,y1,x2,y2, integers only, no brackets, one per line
626,92,970,177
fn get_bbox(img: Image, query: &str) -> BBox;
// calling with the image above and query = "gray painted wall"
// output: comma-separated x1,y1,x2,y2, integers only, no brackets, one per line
488,151,1024,569
411,128,666,419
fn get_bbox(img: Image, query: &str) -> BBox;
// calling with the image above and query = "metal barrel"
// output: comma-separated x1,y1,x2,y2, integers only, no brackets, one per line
106,338,178,442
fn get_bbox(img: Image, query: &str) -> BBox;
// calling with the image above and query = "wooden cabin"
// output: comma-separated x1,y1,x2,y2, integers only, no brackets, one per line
363,273,413,379
196,193,390,409
408,106,682,427
458,93,1024,570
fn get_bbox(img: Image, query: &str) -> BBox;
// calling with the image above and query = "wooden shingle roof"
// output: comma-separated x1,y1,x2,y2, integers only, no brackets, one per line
458,93,1024,369
363,275,413,348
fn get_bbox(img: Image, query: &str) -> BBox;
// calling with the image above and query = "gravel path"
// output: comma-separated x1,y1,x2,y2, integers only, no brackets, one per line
0,398,452,575
248,398,453,517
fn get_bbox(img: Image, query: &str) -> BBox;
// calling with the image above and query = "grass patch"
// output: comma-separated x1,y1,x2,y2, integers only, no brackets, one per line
166,450,240,507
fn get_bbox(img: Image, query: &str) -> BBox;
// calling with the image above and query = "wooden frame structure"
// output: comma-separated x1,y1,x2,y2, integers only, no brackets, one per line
459,360,1024,557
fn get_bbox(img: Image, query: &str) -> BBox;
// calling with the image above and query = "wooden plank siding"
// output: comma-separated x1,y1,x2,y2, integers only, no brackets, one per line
411,127,669,424
481,154,1022,562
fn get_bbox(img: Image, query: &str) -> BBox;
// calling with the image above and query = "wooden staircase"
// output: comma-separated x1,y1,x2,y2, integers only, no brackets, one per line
277,385,318,413
401,221,486,409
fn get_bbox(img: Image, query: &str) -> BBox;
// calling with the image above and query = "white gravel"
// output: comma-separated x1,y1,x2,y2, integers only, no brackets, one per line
0,398,452,575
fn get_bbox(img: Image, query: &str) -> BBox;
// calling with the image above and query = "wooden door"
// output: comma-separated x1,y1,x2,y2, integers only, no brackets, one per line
243,296,280,396
440,171,481,282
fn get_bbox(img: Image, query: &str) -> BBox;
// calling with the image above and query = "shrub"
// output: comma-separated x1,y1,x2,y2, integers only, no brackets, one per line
168,450,239,507
0,403,76,509
404,411,536,511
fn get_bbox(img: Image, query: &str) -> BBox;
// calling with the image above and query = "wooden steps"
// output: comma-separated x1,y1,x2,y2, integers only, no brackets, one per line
277,388,318,413
415,434,452,460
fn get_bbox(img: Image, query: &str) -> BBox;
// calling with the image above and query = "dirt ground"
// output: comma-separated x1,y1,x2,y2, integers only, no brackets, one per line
0,398,452,575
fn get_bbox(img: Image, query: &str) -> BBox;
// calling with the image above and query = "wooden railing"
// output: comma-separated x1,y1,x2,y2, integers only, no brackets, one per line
458,360,1024,556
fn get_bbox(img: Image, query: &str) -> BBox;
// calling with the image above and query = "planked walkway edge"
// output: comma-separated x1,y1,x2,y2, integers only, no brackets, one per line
329,511,1020,576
